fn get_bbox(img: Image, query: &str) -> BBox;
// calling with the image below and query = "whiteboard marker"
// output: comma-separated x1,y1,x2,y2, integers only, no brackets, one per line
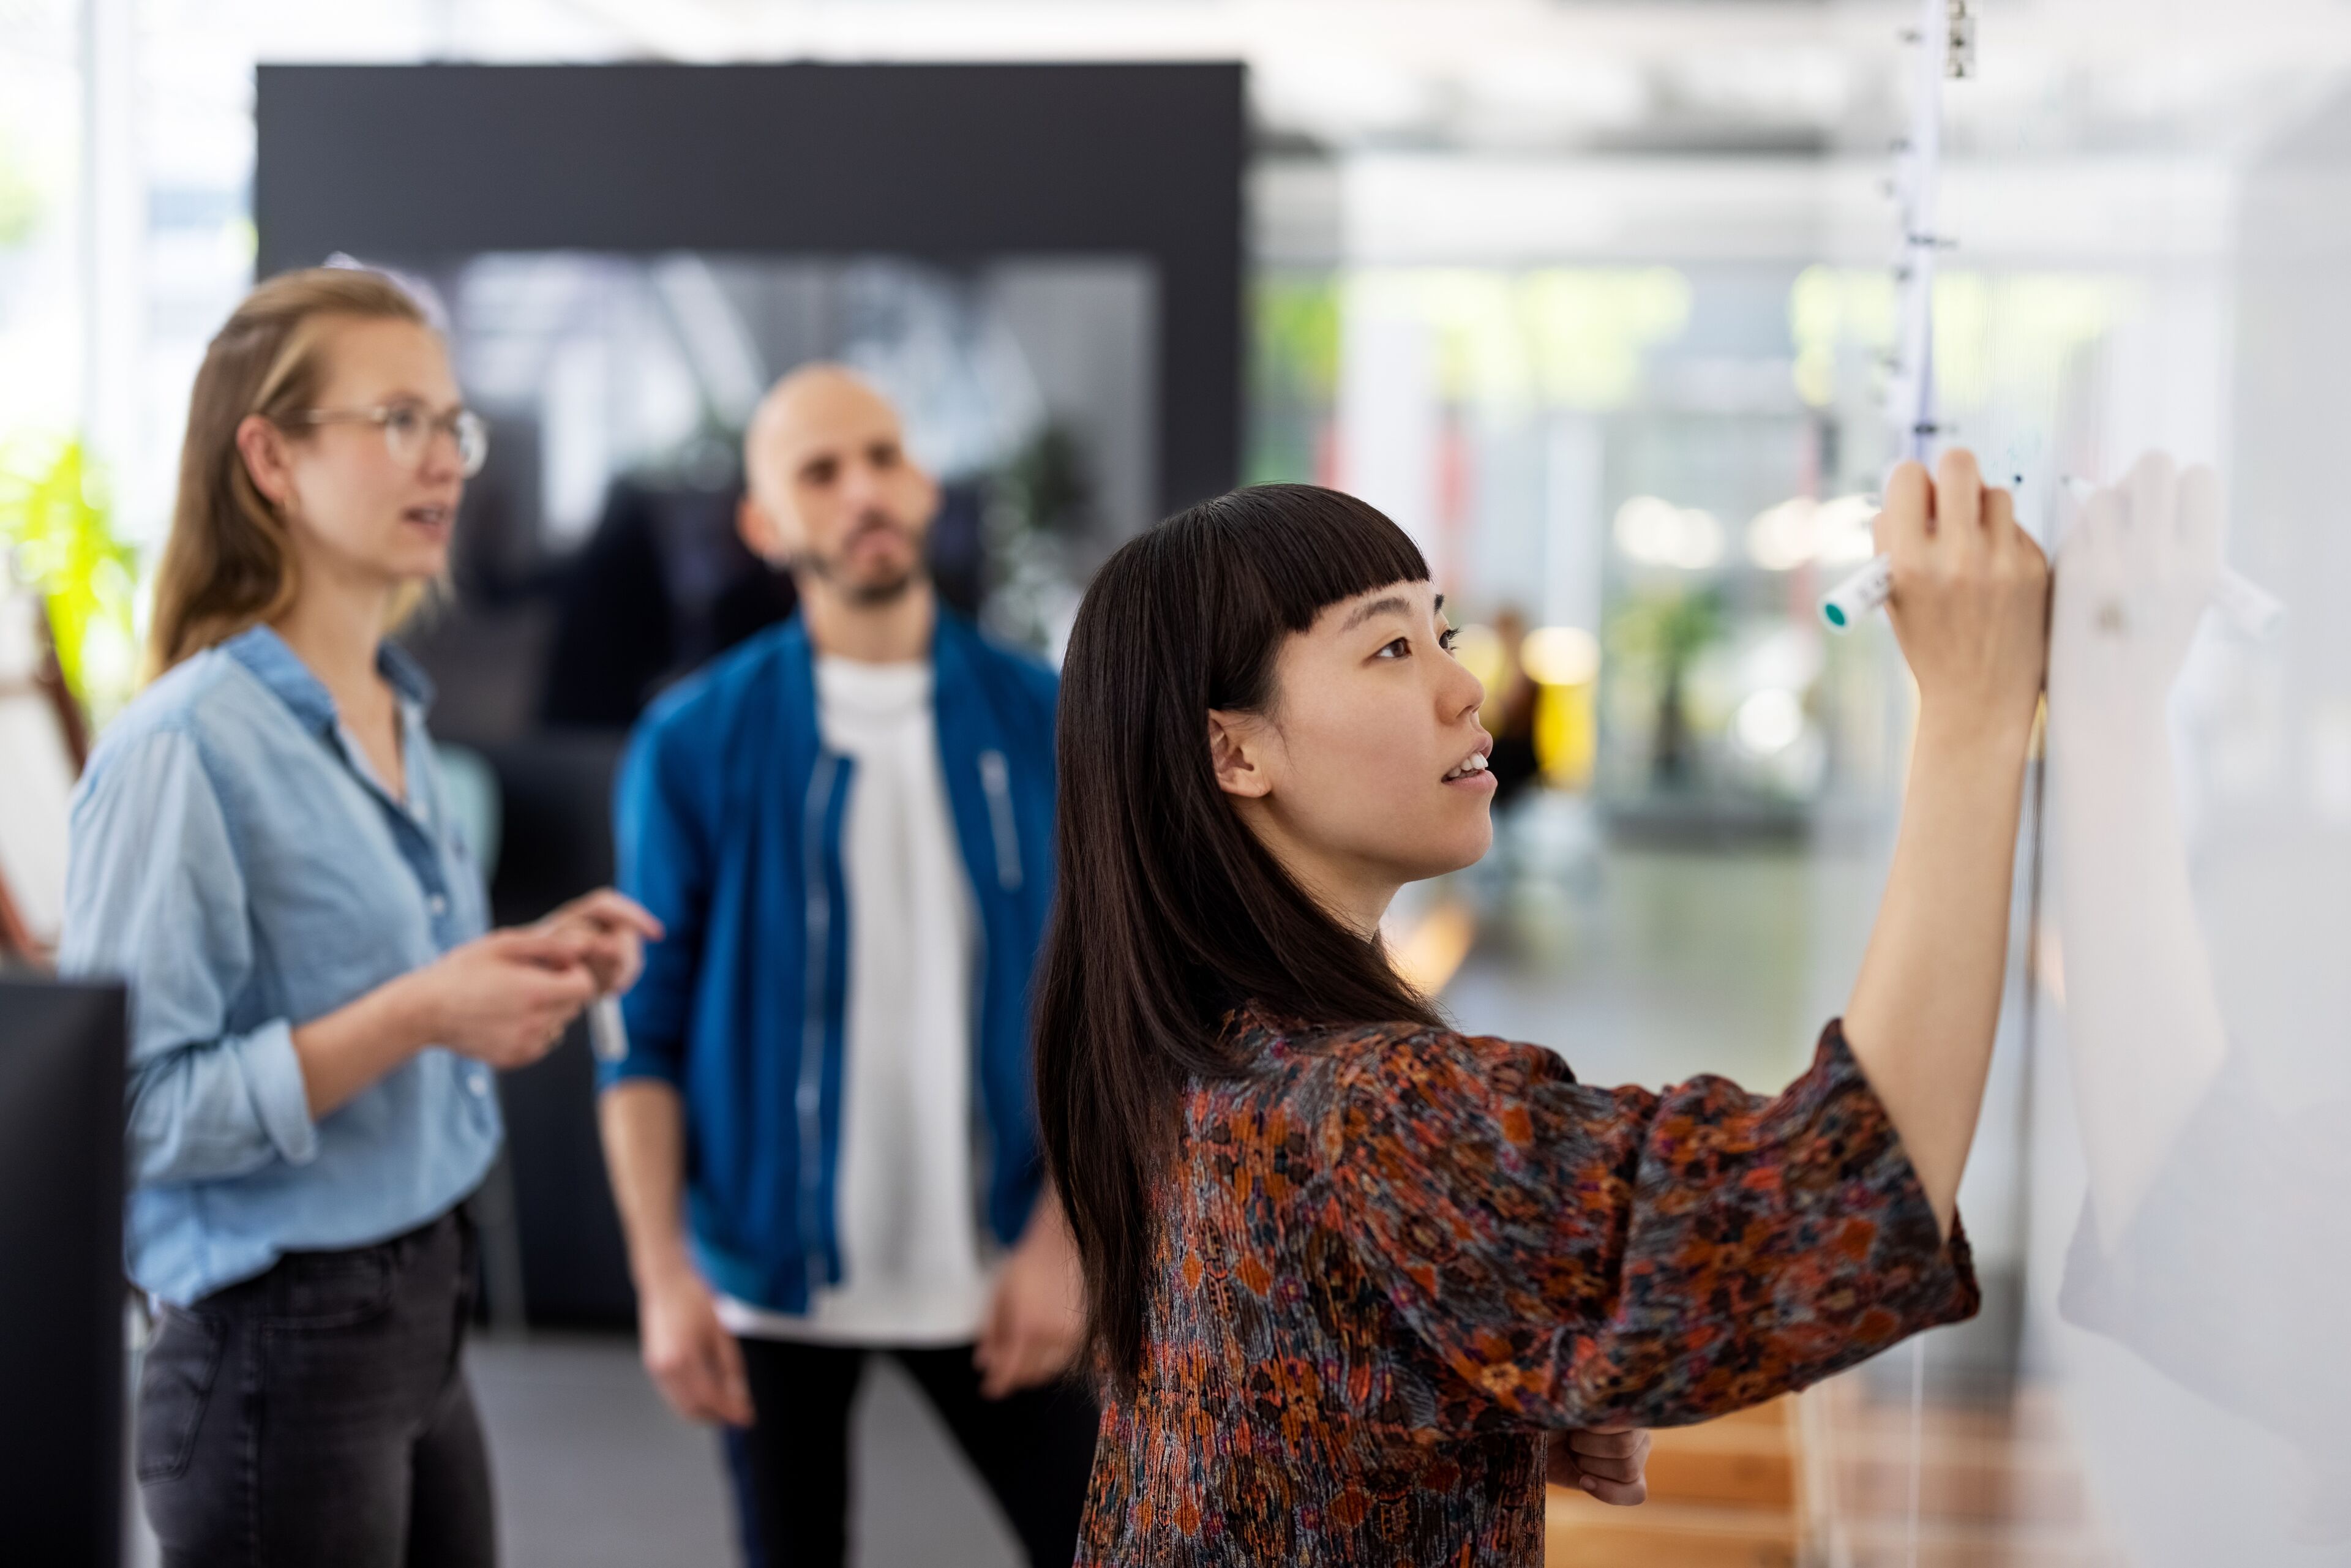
1818,555,1894,631
1819,478,2285,640
1820,551,2282,640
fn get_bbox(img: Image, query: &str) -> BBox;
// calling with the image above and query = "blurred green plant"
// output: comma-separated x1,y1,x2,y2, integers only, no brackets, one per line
1256,274,1341,404
1608,588,1723,787
983,423,1094,653
1248,272,1341,484
0,128,42,249
993,424,1090,542
1,437,140,721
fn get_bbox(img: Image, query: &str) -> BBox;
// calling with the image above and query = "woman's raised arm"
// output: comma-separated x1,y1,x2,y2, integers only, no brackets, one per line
1840,449,2050,1237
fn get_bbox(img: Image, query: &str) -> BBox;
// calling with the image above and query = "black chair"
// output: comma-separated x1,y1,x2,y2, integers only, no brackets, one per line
0,978,128,1567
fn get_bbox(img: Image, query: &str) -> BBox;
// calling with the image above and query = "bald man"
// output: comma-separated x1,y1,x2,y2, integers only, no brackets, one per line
599,367,1095,1566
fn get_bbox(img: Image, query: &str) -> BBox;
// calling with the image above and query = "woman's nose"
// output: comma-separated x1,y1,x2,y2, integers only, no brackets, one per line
1444,656,1486,719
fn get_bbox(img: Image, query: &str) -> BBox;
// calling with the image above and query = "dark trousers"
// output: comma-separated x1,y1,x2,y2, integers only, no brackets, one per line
137,1209,494,1568
735,1338,1098,1568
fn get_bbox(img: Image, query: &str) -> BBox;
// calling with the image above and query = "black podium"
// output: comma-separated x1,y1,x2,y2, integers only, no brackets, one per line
0,977,127,1568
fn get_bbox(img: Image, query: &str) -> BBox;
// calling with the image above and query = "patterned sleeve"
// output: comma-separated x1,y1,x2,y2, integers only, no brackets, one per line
1325,1020,1978,1432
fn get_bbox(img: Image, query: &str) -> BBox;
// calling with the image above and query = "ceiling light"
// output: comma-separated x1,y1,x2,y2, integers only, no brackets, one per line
1733,688,1805,757
1521,626,1601,686
1614,495,1723,569
1450,623,1507,694
1813,495,1878,565
1746,497,1817,571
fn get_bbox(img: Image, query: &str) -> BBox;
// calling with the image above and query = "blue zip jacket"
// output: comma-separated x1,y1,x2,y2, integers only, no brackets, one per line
602,611,1058,1316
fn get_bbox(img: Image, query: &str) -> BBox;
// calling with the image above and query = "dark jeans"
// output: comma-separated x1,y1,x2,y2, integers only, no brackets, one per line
735,1338,1098,1568
137,1209,494,1568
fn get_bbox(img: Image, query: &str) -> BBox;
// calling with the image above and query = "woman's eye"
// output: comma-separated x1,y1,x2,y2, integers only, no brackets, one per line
384,407,427,440
1376,637,1412,659
1438,628,1460,653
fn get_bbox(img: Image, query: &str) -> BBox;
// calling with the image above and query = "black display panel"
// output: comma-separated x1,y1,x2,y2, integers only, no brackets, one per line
253,62,1244,517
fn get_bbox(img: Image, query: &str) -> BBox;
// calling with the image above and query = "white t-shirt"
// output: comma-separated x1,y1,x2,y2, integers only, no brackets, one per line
715,657,996,1346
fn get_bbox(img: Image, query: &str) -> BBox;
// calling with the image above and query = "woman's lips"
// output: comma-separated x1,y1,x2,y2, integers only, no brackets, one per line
1441,742,1494,784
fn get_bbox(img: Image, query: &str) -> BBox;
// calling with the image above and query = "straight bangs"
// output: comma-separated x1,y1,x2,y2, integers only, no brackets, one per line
1164,484,1431,717
1200,483,1430,636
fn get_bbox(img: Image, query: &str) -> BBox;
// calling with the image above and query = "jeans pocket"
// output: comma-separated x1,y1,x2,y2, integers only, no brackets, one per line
264,1247,399,1330
136,1307,227,1484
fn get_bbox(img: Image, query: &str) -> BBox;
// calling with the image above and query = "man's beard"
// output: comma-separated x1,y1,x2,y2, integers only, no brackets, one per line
833,566,920,607
795,515,924,606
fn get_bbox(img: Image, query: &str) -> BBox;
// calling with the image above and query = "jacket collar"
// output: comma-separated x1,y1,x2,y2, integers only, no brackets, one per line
220,623,435,736
776,604,986,711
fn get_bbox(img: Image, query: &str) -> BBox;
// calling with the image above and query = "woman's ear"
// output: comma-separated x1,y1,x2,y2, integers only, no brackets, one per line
1207,710,1273,800
234,414,295,512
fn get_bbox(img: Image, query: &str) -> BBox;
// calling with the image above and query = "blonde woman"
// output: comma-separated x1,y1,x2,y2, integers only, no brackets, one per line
61,268,658,1567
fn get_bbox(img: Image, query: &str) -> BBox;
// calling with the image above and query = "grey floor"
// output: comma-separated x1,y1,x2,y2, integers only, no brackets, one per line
470,1335,1024,1568
126,1334,1026,1568
1441,825,1868,1093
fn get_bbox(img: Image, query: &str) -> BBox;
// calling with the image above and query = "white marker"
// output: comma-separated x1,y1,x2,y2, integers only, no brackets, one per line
1820,551,2283,640
587,994,629,1063
1818,555,1894,632
1820,476,2286,640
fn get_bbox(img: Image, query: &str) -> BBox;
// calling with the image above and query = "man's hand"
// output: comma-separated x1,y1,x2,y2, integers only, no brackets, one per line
973,1193,1085,1400
638,1264,754,1428
537,888,664,998
1548,1424,1652,1506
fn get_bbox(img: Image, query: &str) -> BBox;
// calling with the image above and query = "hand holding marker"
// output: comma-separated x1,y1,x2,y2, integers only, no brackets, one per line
1819,470,2285,640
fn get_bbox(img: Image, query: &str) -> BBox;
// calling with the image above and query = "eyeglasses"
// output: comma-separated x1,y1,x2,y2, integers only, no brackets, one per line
297,403,489,478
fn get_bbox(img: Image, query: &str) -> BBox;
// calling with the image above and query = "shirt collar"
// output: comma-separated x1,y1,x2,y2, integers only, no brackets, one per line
376,638,437,710
221,624,435,735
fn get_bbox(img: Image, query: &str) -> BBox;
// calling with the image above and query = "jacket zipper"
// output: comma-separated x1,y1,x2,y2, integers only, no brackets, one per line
973,749,1021,1244
969,879,998,1248
978,749,1022,891
798,751,839,1280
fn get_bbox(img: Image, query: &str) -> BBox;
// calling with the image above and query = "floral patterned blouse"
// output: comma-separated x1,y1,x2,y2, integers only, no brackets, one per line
1076,1007,1979,1566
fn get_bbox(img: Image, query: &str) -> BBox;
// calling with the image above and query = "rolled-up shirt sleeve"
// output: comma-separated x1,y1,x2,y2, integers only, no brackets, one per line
1329,1020,1978,1433
61,724,320,1185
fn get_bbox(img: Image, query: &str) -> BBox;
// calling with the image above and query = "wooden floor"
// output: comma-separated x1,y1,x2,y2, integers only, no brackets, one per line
1547,1400,1801,1568
1798,1378,2123,1568
1544,1381,2126,1568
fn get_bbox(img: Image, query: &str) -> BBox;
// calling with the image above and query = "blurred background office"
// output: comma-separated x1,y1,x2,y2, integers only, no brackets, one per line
6,2,2351,1566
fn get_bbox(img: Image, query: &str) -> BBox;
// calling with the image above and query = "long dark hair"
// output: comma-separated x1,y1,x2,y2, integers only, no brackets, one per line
1033,483,1447,1399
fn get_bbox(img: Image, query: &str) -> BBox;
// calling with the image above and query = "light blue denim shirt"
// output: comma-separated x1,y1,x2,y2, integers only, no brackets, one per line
59,625,500,1305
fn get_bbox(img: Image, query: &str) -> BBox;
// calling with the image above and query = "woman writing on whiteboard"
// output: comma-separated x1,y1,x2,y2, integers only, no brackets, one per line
1034,453,2048,1564
61,268,657,1567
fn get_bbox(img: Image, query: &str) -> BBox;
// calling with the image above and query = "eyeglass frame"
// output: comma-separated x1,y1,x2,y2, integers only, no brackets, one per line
293,401,490,478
